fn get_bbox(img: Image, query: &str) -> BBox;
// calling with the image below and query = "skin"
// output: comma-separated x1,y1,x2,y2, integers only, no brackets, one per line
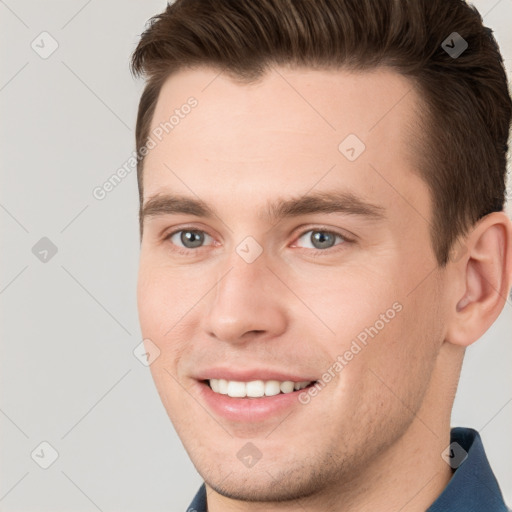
136,66,512,511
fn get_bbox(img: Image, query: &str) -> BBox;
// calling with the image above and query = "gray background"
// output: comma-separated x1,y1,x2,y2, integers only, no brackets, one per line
0,1,511,510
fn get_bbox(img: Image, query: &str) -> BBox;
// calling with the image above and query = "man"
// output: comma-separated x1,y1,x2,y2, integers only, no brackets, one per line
131,0,512,510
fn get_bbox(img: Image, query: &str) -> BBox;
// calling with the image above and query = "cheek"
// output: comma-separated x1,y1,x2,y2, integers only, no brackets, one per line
136,260,195,339
137,268,192,423
317,268,401,348
136,271,167,339
322,263,442,396
136,262,203,392
343,282,443,416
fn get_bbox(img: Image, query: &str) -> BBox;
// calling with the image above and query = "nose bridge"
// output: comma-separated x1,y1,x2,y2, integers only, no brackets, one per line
216,232,273,299
202,241,288,342
214,242,273,314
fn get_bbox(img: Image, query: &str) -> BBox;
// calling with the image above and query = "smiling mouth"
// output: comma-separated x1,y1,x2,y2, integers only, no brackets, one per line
202,379,318,398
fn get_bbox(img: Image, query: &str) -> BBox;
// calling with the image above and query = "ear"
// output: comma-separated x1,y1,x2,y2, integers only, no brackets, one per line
445,211,512,347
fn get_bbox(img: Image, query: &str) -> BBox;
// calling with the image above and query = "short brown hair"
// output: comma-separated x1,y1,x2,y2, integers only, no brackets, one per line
130,0,511,265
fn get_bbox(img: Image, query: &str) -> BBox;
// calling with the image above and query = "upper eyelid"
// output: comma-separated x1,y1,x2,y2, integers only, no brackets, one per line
165,226,352,249
293,229,348,246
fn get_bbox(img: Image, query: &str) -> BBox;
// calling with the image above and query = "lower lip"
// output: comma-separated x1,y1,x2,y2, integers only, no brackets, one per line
196,380,316,422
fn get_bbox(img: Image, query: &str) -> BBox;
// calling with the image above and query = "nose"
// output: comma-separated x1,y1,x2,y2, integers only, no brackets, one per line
201,251,289,344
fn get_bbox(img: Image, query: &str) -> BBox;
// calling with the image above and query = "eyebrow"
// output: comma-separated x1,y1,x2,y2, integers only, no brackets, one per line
141,190,386,225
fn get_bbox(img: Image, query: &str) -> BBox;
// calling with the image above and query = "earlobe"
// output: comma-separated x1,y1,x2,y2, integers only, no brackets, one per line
446,212,512,347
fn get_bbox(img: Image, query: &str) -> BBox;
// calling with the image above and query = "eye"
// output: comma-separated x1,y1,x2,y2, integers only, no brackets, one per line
165,229,214,252
163,226,352,256
294,228,349,252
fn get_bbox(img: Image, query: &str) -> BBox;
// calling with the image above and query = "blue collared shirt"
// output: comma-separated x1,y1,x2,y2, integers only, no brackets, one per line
187,427,509,511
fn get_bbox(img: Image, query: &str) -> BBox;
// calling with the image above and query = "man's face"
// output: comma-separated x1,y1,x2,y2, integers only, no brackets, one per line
137,66,450,502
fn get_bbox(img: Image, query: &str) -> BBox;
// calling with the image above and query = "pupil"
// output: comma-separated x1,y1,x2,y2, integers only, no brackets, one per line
182,230,203,248
312,231,334,249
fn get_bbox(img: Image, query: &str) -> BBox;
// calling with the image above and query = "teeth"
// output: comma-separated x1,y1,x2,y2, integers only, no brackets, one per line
246,380,265,397
227,381,246,398
208,379,313,398
280,381,295,394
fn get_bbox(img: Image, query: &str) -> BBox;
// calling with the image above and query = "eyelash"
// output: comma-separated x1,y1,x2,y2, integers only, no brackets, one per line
163,226,354,257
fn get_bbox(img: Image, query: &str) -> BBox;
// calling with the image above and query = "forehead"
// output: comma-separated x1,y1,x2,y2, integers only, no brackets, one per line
142,65,429,225
148,65,420,155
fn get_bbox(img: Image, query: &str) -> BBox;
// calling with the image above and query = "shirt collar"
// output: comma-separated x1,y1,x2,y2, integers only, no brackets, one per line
427,427,509,511
187,427,509,512
188,481,207,512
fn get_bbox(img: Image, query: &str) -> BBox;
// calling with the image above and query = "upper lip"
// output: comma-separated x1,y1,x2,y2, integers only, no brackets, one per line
194,367,317,383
